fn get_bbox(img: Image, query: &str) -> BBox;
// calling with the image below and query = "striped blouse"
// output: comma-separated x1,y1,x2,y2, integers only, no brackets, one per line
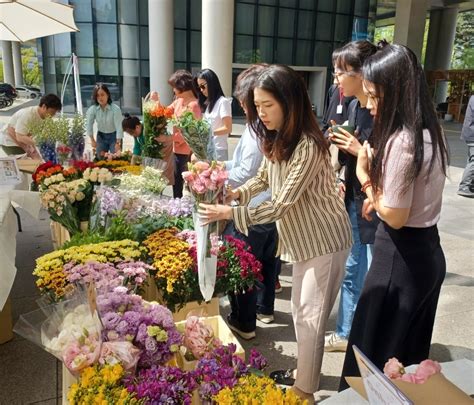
231,135,352,263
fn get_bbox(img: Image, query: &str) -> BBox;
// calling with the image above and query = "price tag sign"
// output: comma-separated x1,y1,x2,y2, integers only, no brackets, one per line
0,157,22,185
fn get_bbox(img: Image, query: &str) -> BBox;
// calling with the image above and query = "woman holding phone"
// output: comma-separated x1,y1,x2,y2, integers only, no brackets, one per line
324,41,379,353
198,64,352,403
339,43,448,390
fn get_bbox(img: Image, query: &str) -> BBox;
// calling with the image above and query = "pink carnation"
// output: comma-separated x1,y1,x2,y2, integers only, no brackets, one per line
194,161,210,171
414,359,441,383
383,357,405,379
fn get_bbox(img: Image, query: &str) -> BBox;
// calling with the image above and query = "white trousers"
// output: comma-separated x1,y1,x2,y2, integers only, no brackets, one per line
291,248,350,393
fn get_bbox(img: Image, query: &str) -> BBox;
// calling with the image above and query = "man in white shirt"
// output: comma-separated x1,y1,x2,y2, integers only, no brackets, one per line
1,94,62,157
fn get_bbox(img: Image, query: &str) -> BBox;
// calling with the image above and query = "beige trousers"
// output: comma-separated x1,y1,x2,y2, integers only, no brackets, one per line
291,248,350,393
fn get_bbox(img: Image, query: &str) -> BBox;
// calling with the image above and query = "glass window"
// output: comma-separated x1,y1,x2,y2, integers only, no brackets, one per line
175,30,187,62
141,61,150,77
299,0,315,10
53,33,71,57
354,0,369,17
275,38,293,65
140,27,149,59
234,35,254,63
98,58,119,76
97,24,118,58
334,14,350,42
174,0,187,29
118,0,138,24
318,0,334,12
94,0,117,23
337,0,353,14
78,58,95,75
297,10,313,39
259,0,276,5
119,25,139,59
313,41,333,66
296,40,312,66
257,36,273,63
121,59,139,76
258,6,275,36
190,31,201,63
190,0,202,30
75,24,94,57
70,0,92,21
316,13,333,41
56,58,71,74
352,17,369,40
139,0,149,25
235,3,255,35
278,8,295,38
279,0,297,7
45,57,56,74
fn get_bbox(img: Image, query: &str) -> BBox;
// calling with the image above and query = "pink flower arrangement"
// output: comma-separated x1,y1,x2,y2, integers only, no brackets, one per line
383,357,441,384
182,161,228,202
99,341,141,373
183,316,222,360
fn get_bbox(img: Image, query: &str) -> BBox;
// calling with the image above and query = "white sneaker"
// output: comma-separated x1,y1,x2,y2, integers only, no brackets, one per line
324,332,348,352
257,313,274,324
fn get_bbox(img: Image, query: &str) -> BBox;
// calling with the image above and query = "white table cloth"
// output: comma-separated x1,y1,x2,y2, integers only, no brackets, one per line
320,359,474,404
0,179,41,310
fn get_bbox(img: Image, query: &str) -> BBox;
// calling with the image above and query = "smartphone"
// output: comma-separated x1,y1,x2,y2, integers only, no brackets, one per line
331,125,355,136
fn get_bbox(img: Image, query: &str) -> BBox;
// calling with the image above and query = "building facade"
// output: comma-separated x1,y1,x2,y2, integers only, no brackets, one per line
39,0,371,115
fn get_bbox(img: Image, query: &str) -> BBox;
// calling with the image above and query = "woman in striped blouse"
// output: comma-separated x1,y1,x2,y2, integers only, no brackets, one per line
199,64,352,403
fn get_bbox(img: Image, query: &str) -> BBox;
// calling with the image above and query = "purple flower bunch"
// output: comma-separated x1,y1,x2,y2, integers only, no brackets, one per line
194,343,248,401
248,348,268,371
96,186,124,225
97,288,182,368
64,260,151,294
124,365,197,404
141,195,194,218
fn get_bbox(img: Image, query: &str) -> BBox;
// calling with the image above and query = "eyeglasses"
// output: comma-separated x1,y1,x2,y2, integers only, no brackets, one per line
198,83,207,91
332,70,358,79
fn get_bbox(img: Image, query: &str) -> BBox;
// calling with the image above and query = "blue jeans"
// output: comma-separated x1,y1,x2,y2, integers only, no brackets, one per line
96,131,117,159
336,200,373,339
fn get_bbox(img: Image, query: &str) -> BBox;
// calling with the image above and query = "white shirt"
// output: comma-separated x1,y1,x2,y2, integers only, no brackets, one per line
204,96,232,152
1,106,41,146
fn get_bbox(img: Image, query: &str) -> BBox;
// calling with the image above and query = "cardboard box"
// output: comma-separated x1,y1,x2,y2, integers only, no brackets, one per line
62,365,77,404
175,315,245,372
172,297,220,322
346,373,474,405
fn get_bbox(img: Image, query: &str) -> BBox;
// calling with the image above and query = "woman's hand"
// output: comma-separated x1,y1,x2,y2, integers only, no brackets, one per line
224,187,240,204
356,141,372,184
329,127,362,156
361,198,374,221
198,203,232,226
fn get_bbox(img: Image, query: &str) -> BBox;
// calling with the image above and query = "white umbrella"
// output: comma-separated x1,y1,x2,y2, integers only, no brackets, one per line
0,0,79,42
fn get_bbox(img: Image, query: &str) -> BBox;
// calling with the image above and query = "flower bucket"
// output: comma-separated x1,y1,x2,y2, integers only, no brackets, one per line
142,156,168,171
50,220,89,250
172,297,220,322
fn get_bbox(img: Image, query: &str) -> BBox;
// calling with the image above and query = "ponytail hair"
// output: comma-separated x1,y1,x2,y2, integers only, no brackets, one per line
122,113,141,131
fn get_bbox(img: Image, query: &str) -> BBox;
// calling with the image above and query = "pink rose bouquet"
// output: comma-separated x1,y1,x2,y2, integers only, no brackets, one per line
183,316,222,360
182,160,228,204
383,357,441,384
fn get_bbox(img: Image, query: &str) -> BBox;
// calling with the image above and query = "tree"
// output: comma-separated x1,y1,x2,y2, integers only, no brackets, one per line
451,11,474,69
22,47,41,86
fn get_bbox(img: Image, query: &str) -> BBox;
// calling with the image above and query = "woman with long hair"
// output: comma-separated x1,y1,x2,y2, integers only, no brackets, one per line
324,40,379,353
168,70,202,198
195,69,232,160
339,43,448,390
86,83,123,159
198,64,352,403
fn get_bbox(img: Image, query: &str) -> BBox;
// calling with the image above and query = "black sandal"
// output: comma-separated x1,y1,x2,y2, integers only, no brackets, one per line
269,368,296,386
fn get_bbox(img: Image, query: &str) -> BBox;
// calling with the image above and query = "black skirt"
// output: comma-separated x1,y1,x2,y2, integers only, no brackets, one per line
339,221,446,391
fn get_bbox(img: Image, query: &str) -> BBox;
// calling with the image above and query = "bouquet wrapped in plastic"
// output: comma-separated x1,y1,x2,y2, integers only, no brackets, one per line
14,286,102,375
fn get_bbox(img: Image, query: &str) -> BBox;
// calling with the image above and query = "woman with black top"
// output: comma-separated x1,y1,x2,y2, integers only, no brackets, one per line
325,41,379,353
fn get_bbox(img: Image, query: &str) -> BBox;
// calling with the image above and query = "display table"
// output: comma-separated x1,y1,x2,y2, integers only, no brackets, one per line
17,159,41,174
320,359,474,404
0,182,41,343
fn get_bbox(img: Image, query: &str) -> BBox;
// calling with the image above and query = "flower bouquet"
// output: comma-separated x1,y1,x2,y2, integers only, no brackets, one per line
56,144,72,166
142,93,174,164
172,111,216,160
182,160,228,302
33,239,144,301
181,316,222,361
13,287,102,376
97,288,182,368
68,113,86,161
27,115,70,163
68,364,142,404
